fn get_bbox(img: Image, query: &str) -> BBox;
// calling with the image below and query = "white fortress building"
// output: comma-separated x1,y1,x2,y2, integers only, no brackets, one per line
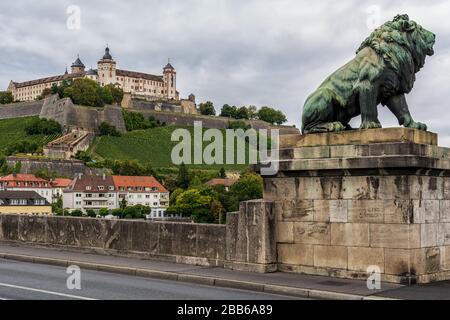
7,47,179,102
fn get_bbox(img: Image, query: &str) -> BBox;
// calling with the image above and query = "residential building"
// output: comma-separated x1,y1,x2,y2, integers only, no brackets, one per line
51,178,72,201
63,175,117,213
0,191,51,216
204,178,238,191
7,47,179,102
112,176,169,218
0,174,52,203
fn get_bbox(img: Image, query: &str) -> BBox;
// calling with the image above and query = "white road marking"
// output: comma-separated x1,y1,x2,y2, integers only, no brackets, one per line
0,282,97,300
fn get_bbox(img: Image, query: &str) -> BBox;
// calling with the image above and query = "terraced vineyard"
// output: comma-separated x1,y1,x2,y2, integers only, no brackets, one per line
88,125,254,170
0,116,62,156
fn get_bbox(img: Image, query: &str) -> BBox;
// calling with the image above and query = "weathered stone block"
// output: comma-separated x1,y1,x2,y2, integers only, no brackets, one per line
342,176,380,200
314,245,348,269
413,200,440,224
440,246,450,270
274,200,314,222
410,176,443,200
385,248,440,275
104,219,132,251
235,200,276,265
225,212,239,261
384,200,413,224
378,176,410,200
370,224,421,249
263,178,296,200
440,200,450,222
160,223,197,257
0,215,18,241
438,223,450,246
331,223,369,247
197,224,226,260
18,216,47,243
313,200,348,223
130,221,159,254
294,222,330,245
296,177,343,200
348,247,384,272
421,224,439,248
329,145,369,158
47,217,80,247
276,222,294,243
348,200,384,223
277,244,314,266
292,146,330,159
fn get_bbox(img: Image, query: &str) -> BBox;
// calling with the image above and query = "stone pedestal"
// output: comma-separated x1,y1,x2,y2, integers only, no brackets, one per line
257,128,450,284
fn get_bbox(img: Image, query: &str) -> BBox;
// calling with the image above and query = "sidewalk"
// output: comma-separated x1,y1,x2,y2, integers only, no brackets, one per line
0,242,448,300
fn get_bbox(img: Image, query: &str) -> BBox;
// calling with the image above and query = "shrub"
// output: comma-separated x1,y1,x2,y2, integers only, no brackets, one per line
99,122,121,137
25,118,62,135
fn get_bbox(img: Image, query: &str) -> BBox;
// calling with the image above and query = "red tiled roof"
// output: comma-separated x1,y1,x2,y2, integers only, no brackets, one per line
0,174,48,183
112,176,168,193
68,175,115,193
204,178,238,188
51,178,72,188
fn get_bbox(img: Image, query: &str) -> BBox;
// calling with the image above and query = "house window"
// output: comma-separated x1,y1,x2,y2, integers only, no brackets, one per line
98,186,104,190
86,186,91,190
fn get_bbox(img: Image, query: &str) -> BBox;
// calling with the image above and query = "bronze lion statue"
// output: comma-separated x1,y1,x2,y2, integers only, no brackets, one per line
301,14,435,134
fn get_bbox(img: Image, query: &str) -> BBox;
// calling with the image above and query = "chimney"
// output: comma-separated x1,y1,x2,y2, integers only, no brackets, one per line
102,173,106,180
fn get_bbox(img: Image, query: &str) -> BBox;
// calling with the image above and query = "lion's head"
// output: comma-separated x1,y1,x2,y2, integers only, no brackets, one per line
357,14,435,92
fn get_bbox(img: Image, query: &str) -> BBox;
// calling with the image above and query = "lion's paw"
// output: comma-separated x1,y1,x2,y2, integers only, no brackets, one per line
405,121,428,131
360,121,382,130
330,121,345,132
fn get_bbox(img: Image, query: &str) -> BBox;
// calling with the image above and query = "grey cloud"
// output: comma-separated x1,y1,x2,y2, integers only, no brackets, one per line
1,0,450,144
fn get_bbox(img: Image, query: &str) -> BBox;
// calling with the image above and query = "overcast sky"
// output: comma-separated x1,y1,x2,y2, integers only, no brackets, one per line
1,1,450,144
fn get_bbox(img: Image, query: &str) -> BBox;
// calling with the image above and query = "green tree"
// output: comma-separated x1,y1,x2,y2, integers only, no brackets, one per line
99,122,121,137
104,84,124,104
198,101,216,116
235,106,249,120
176,163,190,189
220,104,237,118
99,208,109,217
25,118,62,135
52,196,63,216
70,209,83,217
112,208,124,218
86,209,96,218
74,150,92,163
63,78,104,107
12,161,21,174
120,198,127,210
0,91,14,104
222,172,263,212
257,106,287,125
167,188,214,223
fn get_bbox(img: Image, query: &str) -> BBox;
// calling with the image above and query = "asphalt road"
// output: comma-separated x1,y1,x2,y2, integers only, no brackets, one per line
0,258,303,300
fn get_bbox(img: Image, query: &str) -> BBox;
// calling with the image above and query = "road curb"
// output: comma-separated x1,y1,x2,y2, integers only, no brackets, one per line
0,252,397,300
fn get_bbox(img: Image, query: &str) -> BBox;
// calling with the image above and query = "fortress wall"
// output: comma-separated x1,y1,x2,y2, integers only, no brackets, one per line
129,109,300,135
0,101,43,119
99,105,127,132
6,156,104,178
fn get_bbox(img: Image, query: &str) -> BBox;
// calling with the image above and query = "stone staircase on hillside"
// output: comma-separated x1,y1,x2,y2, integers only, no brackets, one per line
43,130,94,160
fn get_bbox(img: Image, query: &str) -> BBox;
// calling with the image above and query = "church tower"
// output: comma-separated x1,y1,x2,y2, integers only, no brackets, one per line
163,60,176,100
97,46,117,86
71,55,85,74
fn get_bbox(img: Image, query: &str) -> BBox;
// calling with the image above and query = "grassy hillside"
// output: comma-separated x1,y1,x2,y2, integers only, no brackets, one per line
88,125,254,170
0,116,61,156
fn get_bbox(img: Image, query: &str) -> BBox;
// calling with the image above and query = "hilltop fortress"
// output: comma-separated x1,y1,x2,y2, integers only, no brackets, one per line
7,47,179,102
